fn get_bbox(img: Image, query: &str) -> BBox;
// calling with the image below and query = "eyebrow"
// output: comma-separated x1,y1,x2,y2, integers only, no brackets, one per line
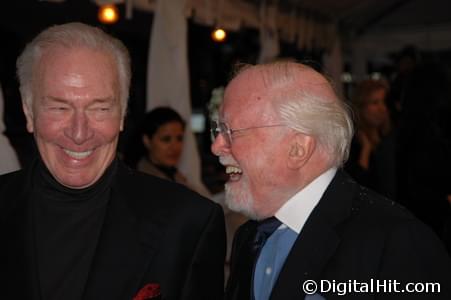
44,96,70,104
44,96,116,104
90,98,116,105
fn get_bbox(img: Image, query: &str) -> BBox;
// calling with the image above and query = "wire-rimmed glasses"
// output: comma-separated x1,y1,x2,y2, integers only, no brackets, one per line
210,120,285,147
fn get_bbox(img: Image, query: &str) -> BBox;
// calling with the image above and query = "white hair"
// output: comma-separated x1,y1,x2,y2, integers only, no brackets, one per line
16,22,131,117
278,91,354,167
235,61,354,167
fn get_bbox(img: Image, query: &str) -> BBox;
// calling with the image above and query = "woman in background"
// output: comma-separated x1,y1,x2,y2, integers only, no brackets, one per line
138,107,189,185
137,107,212,199
345,79,394,196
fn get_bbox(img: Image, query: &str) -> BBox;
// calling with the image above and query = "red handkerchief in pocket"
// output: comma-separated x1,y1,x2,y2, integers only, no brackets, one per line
133,283,161,300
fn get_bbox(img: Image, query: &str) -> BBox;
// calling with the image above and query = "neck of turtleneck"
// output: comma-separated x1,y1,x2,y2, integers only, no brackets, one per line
34,156,117,207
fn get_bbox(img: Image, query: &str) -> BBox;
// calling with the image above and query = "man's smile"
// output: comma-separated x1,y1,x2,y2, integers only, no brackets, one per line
63,148,94,159
225,165,243,181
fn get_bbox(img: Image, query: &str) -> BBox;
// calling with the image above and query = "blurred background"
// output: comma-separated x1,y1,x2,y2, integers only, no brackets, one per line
1,0,451,194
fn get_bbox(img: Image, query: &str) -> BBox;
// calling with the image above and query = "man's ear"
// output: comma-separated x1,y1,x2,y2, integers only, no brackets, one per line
22,102,34,133
287,133,315,170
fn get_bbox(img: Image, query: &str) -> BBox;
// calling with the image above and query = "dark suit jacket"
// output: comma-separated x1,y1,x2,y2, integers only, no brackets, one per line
0,160,226,300
226,170,451,299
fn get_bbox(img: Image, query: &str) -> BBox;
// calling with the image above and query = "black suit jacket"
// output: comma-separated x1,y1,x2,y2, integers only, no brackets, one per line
0,160,226,300
226,170,451,299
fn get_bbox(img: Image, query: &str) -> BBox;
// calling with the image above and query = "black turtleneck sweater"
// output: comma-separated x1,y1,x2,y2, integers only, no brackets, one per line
32,158,117,300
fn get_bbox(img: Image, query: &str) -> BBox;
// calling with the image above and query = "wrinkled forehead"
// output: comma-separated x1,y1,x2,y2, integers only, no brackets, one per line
39,45,115,68
221,70,275,124
36,46,118,86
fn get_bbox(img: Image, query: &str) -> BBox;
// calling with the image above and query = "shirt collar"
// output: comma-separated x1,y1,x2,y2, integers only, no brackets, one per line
275,168,337,234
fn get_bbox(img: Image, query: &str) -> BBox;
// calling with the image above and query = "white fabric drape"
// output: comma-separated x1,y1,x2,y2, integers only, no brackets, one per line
0,83,20,174
323,36,344,98
258,0,279,64
147,0,210,197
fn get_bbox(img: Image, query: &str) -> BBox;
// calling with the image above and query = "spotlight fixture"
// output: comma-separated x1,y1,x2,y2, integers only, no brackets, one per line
98,4,119,24
211,28,227,42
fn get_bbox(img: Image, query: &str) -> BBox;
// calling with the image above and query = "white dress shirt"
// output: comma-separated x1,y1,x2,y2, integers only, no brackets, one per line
275,167,337,234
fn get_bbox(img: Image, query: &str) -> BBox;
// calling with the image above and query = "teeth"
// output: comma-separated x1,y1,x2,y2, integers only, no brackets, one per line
64,149,93,159
226,166,242,174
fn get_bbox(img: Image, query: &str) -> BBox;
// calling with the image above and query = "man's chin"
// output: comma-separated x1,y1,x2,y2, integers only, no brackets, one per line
224,184,259,220
56,176,97,189
52,168,101,189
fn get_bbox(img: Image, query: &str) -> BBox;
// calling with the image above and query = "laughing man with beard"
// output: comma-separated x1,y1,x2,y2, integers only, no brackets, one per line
211,61,451,300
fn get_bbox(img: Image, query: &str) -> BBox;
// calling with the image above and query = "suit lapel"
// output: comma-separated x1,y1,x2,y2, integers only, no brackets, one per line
225,221,258,300
270,214,340,300
270,170,358,300
83,163,169,300
0,162,41,299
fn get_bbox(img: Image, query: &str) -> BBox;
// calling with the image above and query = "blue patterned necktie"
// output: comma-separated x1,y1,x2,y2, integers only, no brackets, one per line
227,217,282,300
251,217,281,299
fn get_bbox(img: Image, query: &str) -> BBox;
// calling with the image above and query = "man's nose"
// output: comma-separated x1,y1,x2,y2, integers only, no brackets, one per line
211,133,230,156
65,111,94,144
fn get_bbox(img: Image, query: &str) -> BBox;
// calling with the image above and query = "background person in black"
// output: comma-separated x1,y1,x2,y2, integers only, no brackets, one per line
0,22,226,300
395,62,451,249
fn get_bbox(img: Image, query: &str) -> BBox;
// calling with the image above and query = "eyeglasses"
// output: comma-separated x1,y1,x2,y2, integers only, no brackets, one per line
210,120,285,147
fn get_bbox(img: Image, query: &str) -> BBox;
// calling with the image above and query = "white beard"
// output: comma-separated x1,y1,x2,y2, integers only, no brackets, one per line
224,178,259,220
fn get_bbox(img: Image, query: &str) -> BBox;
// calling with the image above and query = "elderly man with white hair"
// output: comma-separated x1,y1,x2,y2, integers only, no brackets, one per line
0,22,225,300
211,61,451,300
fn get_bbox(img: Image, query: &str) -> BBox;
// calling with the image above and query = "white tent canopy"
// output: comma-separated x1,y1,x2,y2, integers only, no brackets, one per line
92,0,451,79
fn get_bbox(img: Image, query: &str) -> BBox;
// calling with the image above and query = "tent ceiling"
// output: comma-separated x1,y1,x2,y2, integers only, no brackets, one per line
100,0,451,36
263,0,451,36
1,0,451,49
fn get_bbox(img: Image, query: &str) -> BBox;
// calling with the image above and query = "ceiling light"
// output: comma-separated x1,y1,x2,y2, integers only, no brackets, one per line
98,4,119,24
211,28,227,43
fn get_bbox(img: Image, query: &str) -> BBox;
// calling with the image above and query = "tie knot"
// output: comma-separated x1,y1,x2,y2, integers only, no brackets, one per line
257,217,282,236
252,217,282,253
